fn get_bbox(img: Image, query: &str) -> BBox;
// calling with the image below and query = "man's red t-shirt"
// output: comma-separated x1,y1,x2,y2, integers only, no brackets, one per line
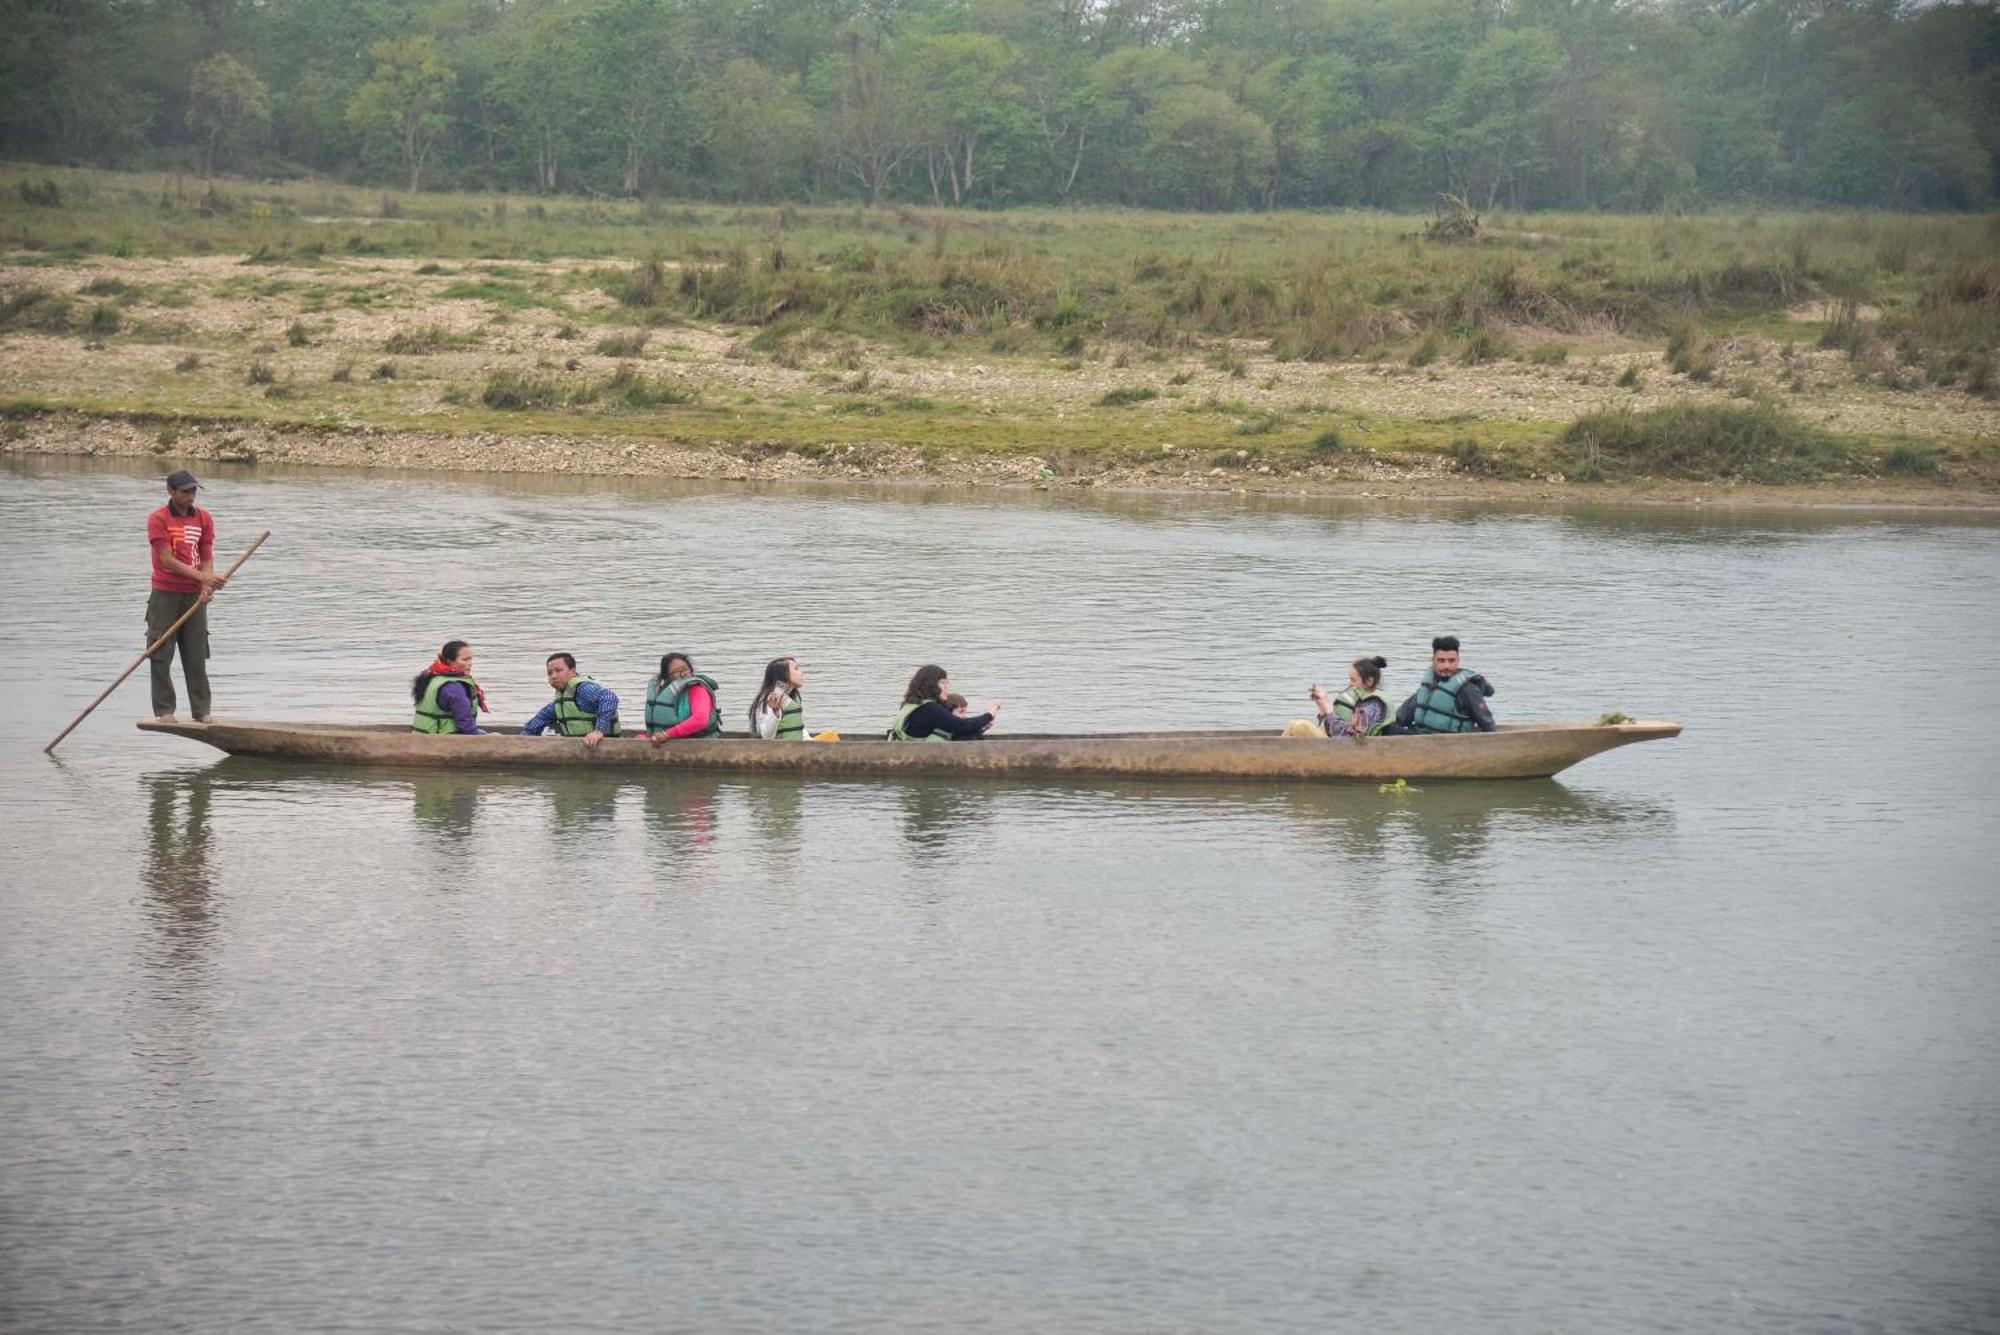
148,504,216,593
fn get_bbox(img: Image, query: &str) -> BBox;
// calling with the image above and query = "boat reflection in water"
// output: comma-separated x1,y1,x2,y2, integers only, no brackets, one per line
172,759,1669,911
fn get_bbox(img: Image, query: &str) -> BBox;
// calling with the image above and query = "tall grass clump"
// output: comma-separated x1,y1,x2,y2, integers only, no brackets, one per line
1878,260,2000,392
1095,386,1158,407
620,257,668,307
481,370,573,409
1458,326,1513,364
1446,436,1513,476
0,288,76,333
1878,443,1941,477
384,325,478,354
598,363,696,408
1665,325,1716,381
1558,400,1852,483
595,330,651,357
481,365,694,411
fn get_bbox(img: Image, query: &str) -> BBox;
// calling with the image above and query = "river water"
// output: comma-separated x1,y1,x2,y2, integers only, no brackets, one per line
2,458,1996,1333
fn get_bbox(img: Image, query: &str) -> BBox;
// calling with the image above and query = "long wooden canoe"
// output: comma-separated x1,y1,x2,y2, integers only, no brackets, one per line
137,718,1679,782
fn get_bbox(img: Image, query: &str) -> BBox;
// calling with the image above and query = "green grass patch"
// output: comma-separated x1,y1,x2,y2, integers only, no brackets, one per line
1665,325,1717,381
1095,385,1159,407
1878,442,1942,477
481,364,697,412
7,166,2000,381
0,287,75,333
383,325,480,354
1558,400,1853,482
437,279,568,313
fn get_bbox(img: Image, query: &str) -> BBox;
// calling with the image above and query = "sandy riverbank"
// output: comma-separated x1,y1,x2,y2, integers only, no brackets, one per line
9,411,1996,511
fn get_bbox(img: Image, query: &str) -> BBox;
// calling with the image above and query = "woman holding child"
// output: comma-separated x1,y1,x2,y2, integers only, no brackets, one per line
888,665,1000,741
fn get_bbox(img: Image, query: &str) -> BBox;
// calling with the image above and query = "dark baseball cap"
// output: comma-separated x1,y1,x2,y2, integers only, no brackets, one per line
165,469,202,491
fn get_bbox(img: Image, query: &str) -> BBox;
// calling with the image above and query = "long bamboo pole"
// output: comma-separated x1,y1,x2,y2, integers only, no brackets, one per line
44,530,271,755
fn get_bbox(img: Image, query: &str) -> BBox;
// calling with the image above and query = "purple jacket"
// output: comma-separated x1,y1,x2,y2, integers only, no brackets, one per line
438,680,484,734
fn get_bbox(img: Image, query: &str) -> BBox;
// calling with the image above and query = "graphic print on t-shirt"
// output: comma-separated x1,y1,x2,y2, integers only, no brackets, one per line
149,505,214,592
162,517,204,565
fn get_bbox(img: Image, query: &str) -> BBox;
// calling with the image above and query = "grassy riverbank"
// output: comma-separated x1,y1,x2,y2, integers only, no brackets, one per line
3,164,1996,502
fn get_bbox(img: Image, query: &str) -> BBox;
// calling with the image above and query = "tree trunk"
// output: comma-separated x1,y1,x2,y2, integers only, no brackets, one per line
1062,127,1085,199
405,117,423,192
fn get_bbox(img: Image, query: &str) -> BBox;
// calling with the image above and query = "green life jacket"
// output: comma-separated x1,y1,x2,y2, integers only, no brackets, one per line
1409,668,1488,734
770,691,806,740
412,673,478,735
644,673,721,736
1330,685,1393,736
552,676,619,738
887,700,949,742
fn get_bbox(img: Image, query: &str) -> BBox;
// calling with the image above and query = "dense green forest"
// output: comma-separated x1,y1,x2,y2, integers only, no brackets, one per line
3,0,1997,211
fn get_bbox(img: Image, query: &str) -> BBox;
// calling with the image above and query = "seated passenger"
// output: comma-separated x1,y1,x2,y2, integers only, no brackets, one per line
1308,655,1393,738
888,664,1000,741
523,651,619,747
751,656,807,740
645,652,722,742
1392,635,1495,734
944,691,970,717
411,638,487,735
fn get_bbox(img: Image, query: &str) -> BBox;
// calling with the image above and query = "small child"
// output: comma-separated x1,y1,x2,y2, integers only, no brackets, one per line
944,692,970,717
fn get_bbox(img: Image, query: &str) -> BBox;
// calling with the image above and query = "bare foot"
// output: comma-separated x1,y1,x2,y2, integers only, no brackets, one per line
193,715,213,724
155,712,178,723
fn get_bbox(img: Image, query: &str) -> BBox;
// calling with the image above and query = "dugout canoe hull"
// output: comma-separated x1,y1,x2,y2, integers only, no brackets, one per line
136,719,1680,781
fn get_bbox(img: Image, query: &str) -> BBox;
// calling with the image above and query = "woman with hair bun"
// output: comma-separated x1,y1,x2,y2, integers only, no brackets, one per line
1308,655,1393,738
411,639,488,735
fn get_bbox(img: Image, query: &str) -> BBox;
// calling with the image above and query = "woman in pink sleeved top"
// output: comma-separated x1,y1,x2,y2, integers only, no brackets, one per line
643,652,723,742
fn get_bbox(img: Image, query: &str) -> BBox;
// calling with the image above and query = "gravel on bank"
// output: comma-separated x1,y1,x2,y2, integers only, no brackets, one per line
7,410,1997,511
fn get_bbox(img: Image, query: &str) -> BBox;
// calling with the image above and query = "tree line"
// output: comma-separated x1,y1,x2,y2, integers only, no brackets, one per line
4,0,1996,212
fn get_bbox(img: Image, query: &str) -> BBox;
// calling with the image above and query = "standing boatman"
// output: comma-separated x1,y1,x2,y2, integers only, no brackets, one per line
147,469,226,722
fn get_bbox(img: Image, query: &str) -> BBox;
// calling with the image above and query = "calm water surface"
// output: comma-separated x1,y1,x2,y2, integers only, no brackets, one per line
2,460,1996,1333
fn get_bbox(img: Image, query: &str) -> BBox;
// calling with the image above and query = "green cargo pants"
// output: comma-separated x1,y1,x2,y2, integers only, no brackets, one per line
146,590,211,719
